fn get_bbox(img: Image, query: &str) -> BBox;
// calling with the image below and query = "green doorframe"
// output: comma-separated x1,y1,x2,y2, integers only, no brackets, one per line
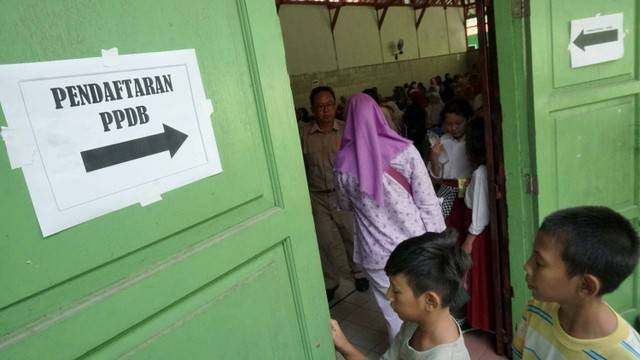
492,0,538,331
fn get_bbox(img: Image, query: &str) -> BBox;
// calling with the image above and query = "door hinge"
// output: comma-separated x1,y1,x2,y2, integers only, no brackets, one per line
512,0,529,18
524,174,538,195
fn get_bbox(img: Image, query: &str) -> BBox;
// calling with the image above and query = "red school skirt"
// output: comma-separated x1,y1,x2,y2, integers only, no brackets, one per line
440,179,494,331
463,207,495,332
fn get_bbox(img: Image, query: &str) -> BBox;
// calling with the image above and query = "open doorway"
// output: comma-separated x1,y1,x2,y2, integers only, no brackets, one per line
474,0,513,356
277,0,512,356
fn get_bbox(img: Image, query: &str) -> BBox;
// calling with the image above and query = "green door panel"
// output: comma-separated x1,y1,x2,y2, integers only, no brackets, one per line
500,0,640,325
0,1,330,358
114,244,309,360
553,97,636,213
607,275,640,321
495,0,640,327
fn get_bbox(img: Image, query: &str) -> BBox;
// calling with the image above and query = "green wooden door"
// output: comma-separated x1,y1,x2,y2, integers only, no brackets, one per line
0,1,331,358
495,0,640,327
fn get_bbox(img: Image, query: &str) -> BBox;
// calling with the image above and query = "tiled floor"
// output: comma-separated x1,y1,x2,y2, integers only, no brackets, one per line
329,278,508,360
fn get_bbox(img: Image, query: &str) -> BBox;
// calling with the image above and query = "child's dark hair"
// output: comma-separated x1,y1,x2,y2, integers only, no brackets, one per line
385,230,471,308
540,206,640,295
466,117,486,166
440,97,473,125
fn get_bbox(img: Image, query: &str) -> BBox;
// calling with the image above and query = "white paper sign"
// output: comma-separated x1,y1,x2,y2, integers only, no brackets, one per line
569,13,624,68
0,49,222,236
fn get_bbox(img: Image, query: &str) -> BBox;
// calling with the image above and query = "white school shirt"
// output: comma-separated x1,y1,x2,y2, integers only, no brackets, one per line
429,134,473,179
464,165,490,235
380,319,470,360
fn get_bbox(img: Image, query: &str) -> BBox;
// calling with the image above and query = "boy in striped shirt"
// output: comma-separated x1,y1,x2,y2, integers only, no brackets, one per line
513,206,640,359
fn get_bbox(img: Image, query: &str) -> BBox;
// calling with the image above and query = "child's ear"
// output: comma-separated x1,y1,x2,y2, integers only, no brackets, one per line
579,274,601,297
423,291,442,311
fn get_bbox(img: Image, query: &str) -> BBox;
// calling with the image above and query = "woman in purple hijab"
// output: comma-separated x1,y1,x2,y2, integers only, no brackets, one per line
334,93,446,341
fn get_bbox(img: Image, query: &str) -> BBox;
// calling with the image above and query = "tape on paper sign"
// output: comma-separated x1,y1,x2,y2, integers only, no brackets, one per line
139,193,163,207
137,181,163,206
101,48,120,67
202,99,214,116
0,126,37,169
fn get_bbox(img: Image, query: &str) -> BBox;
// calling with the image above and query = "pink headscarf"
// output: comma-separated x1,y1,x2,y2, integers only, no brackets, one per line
335,93,412,204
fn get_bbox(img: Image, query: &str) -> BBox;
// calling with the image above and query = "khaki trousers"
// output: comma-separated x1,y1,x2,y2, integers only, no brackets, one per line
309,191,364,289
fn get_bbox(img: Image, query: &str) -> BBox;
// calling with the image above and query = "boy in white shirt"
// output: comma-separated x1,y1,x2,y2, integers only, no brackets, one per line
331,231,471,360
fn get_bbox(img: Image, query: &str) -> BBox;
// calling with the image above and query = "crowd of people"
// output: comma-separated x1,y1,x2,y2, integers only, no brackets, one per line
296,76,640,359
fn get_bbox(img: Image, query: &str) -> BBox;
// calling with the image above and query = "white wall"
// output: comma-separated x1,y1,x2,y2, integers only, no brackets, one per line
333,6,382,69
278,4,473,108
289,51,478,109
278,5,337,74
278,4,468,75
417,7,450,57
446,7,468,54
380,7,420,63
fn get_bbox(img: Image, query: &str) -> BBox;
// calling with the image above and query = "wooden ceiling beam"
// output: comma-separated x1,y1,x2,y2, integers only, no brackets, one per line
377,0,395,30
276,0,465,8
415,3,429,29
330,5,342,31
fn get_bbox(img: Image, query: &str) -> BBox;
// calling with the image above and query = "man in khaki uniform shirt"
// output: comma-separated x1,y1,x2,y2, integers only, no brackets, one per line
300,86,368,301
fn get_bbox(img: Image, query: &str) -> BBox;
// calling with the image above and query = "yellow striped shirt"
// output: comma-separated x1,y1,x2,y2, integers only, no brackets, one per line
513,299,640,360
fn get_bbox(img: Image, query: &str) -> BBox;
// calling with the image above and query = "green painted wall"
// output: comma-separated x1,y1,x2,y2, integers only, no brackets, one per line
0,1,331,358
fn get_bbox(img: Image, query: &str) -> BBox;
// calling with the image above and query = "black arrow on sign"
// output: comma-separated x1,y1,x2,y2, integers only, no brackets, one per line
80,124,188,172
573,29,618,51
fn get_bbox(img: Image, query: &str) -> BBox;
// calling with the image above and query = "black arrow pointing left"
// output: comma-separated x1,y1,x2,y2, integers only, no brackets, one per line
81,124,188,172
573,28,618,51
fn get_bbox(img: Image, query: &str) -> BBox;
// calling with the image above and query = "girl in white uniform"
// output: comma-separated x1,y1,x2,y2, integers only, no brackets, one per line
428,98,474,239
462,117,494,332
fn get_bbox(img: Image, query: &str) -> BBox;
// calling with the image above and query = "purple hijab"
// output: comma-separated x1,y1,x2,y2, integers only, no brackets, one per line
335,93,412,204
